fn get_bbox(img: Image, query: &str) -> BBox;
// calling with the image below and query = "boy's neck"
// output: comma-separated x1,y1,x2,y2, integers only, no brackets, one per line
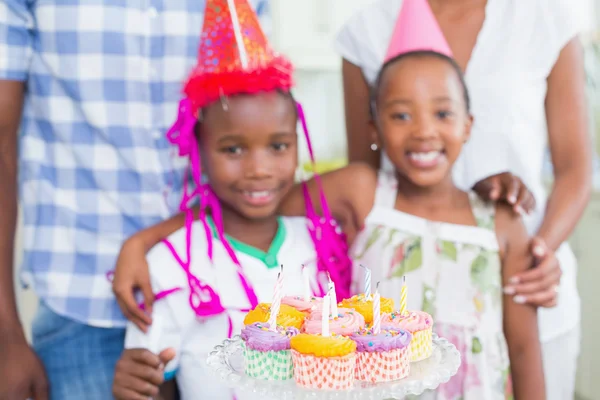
218,207,280,252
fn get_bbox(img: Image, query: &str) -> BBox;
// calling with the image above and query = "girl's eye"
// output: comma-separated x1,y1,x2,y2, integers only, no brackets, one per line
222,146,242,155
391,112,411,121
272,142,290,151
436,110,453,119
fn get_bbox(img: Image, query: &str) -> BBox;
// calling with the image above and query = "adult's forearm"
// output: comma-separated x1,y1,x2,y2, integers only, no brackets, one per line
0,81,25,335
536,166,591,251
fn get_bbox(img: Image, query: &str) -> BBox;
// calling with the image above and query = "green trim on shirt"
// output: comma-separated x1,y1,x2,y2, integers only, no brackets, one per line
206,216,286,269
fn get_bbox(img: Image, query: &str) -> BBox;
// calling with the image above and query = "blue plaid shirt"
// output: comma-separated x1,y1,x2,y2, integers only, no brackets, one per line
1,0,271,328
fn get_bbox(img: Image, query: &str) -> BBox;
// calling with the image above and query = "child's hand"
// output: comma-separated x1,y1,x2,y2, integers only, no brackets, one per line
112,348,175,400
473,172,536,214
113,236,155,332
503,236,562,308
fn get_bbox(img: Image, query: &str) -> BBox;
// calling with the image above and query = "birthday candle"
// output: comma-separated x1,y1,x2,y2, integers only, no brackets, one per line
322,293,330,336
267,266,284,331
361,264,371,297
302,264,311,301
327,273,338,316
373,283,381,334
400,275,407,316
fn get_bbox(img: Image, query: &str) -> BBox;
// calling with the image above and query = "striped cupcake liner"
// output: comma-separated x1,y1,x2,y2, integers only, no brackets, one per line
355,347,410,383
291,350,355,390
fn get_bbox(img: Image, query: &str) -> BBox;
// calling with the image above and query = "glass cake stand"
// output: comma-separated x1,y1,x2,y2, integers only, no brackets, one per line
207,334,461,400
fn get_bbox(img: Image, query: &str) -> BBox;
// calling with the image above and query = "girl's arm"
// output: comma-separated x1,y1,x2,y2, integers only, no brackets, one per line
495,204,545,399
113,211,190,330
277,162,378,243
342,59,380,169
536,37,591,250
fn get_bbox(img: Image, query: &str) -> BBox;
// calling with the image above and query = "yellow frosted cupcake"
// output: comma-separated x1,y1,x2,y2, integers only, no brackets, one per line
290,334,356,390
339,294,394,325
243,303,305,330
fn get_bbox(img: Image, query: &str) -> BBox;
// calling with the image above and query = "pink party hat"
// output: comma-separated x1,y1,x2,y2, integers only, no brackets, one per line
385,0,452,61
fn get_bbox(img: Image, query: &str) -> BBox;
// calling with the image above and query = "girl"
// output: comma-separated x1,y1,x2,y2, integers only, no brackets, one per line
336,0,588,396
111,1,348,399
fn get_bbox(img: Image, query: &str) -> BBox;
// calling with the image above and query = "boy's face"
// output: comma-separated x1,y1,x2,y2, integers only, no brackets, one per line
199,91,298,221
373,56,472,188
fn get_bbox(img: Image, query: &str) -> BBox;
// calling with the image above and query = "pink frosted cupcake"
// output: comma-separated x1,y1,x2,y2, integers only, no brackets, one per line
282,295,322,313
382,310,433,361
351,329,412,383
303,308,365,336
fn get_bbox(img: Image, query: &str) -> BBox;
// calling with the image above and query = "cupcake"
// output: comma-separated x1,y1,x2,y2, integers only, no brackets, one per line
351,329,412,383
282,295,322,313
303,308,365,336
381,310,433,361
243,303,305,330
241,322,299,380
339,294,394,325
290,334,356,390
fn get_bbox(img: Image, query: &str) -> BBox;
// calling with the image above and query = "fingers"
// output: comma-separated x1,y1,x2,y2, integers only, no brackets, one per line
159,348,176,365
513,183,535,214
508,255,561,285
513,287,559,308
128,349,163,370
114,286,152,332
505,265,561,295
473,176,501,201
140,275,156,317
31,372,49,400
113,350,164,400
505,174,520,206
113,386,153,400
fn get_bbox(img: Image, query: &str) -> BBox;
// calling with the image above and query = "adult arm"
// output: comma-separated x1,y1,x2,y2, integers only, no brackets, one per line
342,59,380,169
0,80,24,354
496,205,545,399
0,80,49,400
536,37,591,250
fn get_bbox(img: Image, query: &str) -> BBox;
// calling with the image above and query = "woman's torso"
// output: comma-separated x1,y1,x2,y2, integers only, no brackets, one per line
351,172,511,399
335,0,580,340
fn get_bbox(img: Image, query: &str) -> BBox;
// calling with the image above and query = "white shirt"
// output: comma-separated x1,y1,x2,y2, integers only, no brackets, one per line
335,0,582,341
125,217,319,399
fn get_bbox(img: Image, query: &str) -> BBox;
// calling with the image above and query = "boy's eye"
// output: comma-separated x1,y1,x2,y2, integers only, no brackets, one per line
271,142,289,151
391,112,411,121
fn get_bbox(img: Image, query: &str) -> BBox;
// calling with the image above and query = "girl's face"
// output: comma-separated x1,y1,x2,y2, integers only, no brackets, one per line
199,91,298,221
373,55,473,188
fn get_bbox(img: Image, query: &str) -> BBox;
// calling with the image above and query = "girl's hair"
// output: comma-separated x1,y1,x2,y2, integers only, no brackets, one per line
370,50,471,118
195,90,298,137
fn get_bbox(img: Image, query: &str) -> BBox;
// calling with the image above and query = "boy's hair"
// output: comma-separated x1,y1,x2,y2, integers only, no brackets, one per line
370,50,471,118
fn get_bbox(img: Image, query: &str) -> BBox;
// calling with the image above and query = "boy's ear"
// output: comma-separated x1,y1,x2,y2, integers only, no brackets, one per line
463,114,474,143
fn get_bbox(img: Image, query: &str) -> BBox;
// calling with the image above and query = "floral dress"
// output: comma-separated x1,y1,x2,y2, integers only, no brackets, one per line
351,172,512,399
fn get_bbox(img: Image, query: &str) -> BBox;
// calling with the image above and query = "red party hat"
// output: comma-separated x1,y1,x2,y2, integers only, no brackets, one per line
184,0,293,112
385,0,452,61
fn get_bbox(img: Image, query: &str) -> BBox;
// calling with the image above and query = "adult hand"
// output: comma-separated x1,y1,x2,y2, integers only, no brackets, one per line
113,237,154,332
0,330,48,400
503,236,561,308
112,348,175,400
473,172,536,214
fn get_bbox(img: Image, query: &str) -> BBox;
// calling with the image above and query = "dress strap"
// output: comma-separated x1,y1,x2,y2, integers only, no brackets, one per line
467,192,496,231
374,171,398,208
